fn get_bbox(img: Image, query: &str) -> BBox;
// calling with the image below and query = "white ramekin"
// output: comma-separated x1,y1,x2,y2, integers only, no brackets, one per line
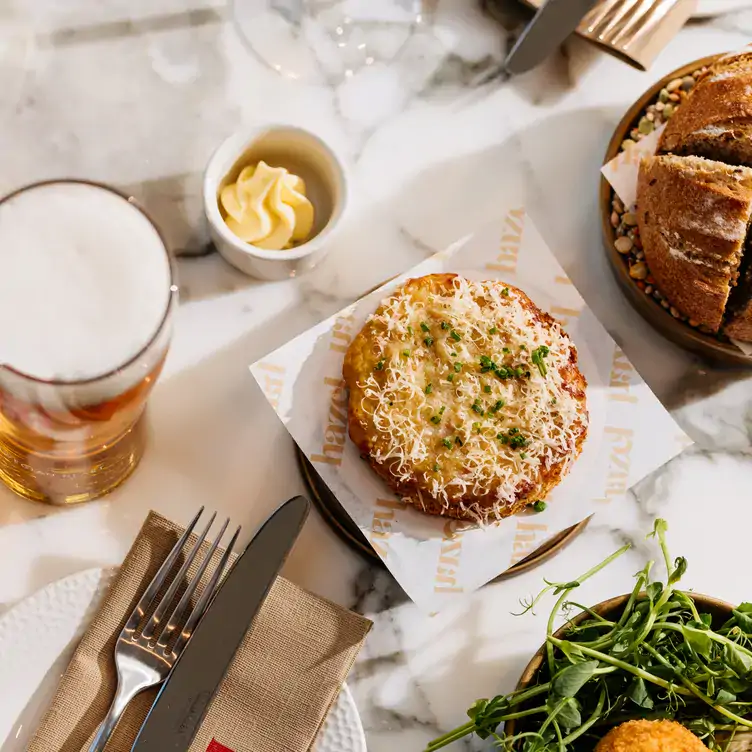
203,125,348,281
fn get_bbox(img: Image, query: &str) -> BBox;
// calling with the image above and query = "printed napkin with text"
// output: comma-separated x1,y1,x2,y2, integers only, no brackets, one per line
251,210,691,611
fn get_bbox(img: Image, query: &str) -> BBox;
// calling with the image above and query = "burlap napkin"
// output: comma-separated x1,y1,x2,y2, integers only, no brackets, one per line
29,511,371,752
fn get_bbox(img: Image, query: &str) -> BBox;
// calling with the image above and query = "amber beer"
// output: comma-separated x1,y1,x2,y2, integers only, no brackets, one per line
0,181,176,504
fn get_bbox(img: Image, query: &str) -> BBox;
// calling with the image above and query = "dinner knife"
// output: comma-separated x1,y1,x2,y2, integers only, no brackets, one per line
504,0,600,75
131,495,311,751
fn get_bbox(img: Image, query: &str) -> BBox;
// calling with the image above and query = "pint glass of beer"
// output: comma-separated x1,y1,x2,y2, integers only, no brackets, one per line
0,181,176,504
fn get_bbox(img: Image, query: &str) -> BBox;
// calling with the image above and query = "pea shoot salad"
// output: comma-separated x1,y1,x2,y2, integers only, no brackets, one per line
426,520,752,751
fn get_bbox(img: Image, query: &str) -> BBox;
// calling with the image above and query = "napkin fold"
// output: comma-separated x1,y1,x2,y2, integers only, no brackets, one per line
29,511,371,752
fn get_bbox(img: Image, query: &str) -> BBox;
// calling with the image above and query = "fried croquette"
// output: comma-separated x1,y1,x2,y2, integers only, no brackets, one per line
595,719,709,752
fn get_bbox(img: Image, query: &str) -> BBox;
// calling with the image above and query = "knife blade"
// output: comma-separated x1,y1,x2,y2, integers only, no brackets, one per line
505,0,600,75
131,495,311,751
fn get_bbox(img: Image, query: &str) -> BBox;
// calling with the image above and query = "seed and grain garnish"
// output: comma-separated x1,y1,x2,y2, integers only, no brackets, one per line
427,519,752,751
610,65,713,334
343,274,588,522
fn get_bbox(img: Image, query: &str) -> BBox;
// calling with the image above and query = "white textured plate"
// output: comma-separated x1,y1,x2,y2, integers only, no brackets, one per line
0,569,366,752
695,0,752,17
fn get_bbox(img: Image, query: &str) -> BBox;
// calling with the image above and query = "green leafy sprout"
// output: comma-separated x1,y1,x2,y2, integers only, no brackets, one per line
426,520,752,751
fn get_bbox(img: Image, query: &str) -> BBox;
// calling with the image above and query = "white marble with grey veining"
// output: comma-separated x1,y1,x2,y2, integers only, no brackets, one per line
2,1,752,750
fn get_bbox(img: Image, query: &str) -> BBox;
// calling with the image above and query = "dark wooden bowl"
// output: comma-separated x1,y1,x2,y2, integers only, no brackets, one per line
505,591,735,744
600,54,752,367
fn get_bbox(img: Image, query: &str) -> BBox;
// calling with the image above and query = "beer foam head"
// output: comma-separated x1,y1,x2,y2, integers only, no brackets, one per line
0,182,172,382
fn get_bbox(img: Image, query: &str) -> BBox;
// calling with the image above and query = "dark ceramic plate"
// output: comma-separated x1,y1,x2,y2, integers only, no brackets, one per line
296,445,589,580
601,53,752,367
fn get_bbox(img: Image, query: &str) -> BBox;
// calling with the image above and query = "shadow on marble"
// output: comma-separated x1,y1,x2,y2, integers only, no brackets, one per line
124,171,214,259
350,564,408,615
505,37,608,108
174,252,261,302
44,6,224,48
351,595,537,752
92,301,367,606
0,490,55,529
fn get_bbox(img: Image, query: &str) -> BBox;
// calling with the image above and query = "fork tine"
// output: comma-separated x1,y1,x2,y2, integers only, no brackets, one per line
154,517,231,651
121,507,204,637
140,512,217,643
163,524,241,658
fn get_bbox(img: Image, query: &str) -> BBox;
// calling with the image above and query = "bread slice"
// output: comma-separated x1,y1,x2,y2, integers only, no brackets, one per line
724,255,752,341
659,53,752,165
636,155,752,331
708,47,752,79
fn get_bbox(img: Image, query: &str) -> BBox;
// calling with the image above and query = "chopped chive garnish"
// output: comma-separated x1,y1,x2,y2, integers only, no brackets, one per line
425,383,433,395
502,288,509,297
451,352,458,357
520,344,527,350
454,362,462,373
531,345,550,377
484,385,492,394
424,336,434,346
472,421,481,433
402,349,411,357
551,397,557,405
520,452,527,459
375,359,385,371
450,330,461,342
407,325,414,335
532,500,547,513
439,406,446,415
441,321,450,330
471,400,484,416
514,367,524,378
480,355,495,373
433,463,440,472
421,322,430,333
447,373,455,382
489,327,498,335
494,426,528,449
442,438,452,449
454,436,463,446
503,347,510,354
430,415,441,425
490,399,505,413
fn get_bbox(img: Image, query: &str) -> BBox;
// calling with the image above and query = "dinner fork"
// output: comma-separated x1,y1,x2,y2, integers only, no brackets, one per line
87,508,240,752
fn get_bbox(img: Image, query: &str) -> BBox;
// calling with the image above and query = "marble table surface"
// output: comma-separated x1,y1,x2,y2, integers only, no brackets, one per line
3,1,752,749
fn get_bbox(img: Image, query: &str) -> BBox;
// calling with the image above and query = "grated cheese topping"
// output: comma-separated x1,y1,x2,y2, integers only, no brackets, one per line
356,275,588,521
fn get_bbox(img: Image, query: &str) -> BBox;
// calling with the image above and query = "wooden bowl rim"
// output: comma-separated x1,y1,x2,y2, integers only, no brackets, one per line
600,53,752,367
505,591,736,740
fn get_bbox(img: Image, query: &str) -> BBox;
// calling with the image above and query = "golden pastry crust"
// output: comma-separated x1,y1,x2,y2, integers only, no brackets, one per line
343,274,588,523
595,720,708,752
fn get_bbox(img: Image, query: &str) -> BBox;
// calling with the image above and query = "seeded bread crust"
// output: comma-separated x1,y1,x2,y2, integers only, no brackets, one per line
636,155,752,331
660,52,752,165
